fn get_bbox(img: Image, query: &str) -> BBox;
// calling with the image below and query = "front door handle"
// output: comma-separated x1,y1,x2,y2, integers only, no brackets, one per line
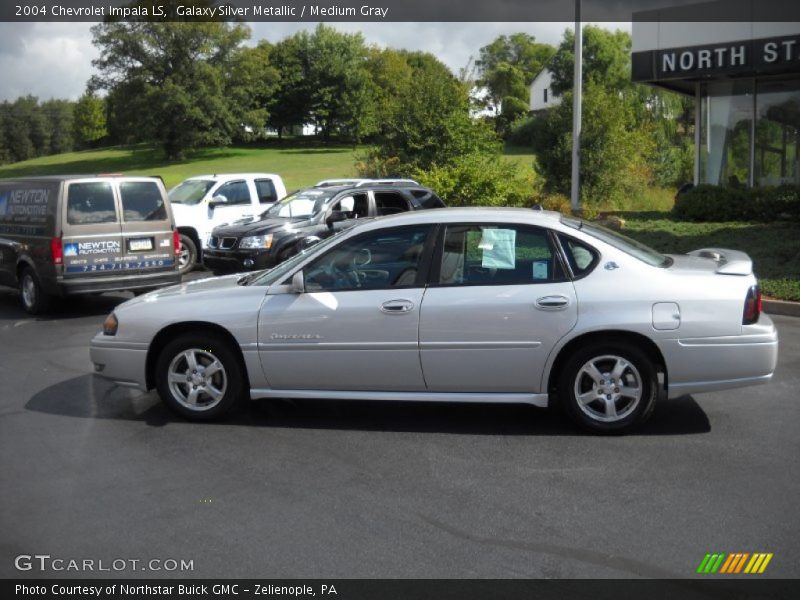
535,295,570,310
381,299,415,314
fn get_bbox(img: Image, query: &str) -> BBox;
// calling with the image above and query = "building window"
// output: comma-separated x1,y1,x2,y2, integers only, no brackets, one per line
699,80,753,187
543,88,548,103
755,78,800,186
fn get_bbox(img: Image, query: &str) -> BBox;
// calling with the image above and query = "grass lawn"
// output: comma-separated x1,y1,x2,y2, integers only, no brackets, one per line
1,144,797,301
0,144,361,191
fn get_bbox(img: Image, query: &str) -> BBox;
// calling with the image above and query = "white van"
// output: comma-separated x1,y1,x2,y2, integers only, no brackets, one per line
168,173,287,273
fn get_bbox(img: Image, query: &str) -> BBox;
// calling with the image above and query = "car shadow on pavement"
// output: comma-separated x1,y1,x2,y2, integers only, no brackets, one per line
0,287,131,322
26,374,711,436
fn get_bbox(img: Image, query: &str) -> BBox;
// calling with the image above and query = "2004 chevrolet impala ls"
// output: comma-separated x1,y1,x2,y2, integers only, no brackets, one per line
90,208,778,433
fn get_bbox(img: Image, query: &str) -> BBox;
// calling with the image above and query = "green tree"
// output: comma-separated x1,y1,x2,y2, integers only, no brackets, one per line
2,98,36,162
268,25,375,142
549,26,632,96
42,99,74,154
532,81,653,207
89,7,250,159
73,92,107,147
359,51,501,176
476,33,556,110
227,40,280,142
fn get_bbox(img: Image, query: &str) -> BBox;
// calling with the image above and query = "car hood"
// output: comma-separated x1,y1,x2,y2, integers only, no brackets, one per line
117,274,245,310
213,216,312,237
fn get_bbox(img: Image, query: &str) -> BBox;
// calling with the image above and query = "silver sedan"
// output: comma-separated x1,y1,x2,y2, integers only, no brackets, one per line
90,208,778,434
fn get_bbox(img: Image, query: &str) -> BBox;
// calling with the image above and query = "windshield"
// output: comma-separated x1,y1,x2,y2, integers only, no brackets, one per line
560,216,672,268
168,180,215,205
263,188,335,219
244,232,345,287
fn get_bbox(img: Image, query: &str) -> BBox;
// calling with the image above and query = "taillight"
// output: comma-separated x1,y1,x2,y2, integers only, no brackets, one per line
173,229,180,254
50,237,63,265
743,285,762,325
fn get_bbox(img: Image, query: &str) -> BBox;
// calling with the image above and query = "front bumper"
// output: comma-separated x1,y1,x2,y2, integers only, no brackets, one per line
662,314,779,398
90,334,149,390
203,248,277,273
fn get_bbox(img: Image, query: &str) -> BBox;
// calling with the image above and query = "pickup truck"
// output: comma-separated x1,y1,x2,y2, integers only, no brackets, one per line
168,173,287,274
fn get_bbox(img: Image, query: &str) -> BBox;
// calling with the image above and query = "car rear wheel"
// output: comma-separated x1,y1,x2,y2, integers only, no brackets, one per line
177,234,197,275
558,342,657,434
20,267,53,315
155,333,245,421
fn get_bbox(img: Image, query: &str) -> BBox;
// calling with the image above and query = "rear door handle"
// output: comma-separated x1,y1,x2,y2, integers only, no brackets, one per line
535,295,570,310
381,299,415,314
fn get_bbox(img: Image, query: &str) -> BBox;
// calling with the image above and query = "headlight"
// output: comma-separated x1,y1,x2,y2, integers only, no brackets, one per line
239,234,273,249
103,312,118,336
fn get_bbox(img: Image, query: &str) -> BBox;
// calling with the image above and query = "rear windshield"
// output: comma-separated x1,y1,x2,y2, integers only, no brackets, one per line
168,180,214,205
560,216,671,268
120,181,167,222
67,182,116,225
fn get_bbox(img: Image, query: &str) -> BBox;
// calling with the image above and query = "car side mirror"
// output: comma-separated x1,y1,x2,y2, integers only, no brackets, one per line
326,210,347,227
291,270,305,293
209,195,229,208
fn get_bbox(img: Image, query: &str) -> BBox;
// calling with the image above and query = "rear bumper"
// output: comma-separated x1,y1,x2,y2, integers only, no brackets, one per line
90,335,149,390
662,315,779,399
59,271,180,295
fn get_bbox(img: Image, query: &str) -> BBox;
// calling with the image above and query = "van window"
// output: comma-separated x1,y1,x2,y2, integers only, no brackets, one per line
119,181,167,222
67,182,117,225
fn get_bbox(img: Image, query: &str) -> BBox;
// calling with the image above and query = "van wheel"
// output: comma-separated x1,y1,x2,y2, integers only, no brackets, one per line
20,267,53,315
558,341,657,435
155,333,245,421
177,234,197,275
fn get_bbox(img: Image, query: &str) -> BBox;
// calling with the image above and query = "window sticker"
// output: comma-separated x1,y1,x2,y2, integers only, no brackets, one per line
479,228,516,269
532,260,549,280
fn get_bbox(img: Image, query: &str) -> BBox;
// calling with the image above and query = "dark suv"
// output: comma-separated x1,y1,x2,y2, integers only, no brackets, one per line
202,180,445,274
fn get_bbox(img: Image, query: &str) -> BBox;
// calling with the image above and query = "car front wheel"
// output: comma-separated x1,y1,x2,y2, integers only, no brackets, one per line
155,333,245,421
558,342,658,434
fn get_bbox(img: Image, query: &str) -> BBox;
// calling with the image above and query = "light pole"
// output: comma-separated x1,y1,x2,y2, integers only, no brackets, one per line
570,0,582,213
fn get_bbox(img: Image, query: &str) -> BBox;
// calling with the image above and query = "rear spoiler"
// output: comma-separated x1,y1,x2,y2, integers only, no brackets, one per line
687,248,753,275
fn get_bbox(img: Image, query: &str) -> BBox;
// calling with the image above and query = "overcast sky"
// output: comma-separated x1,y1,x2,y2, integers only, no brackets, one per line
0,21,631,102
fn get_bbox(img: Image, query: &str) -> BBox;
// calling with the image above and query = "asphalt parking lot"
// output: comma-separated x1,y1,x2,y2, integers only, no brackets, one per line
0,279,798,579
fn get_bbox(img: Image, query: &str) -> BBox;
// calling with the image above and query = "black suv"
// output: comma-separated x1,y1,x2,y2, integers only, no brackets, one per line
202,180,445,274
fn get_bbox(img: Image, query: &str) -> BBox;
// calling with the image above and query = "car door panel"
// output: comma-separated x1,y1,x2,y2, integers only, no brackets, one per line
419,223,577,393
258,288,426,391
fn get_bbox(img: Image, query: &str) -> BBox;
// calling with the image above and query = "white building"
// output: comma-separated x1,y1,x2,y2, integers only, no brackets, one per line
529,68,561,113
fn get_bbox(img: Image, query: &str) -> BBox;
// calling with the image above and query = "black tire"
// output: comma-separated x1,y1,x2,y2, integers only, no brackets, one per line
558,341,658,434
155,332,245,421
19,267,54,315
177,234,197,275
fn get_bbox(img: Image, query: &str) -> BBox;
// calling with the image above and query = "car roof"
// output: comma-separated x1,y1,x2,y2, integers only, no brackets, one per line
183,173,280,182
353,206,563,228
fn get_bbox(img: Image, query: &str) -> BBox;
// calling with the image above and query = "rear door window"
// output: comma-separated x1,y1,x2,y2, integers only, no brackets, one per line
437,224,566,286
557,234,598,278
119,181,167,222
374,192,411,216
255,179,278,204
215,180,250,205
66,182,117,225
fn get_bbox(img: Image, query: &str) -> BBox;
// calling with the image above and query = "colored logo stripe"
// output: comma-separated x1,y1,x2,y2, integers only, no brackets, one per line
697,553,773,574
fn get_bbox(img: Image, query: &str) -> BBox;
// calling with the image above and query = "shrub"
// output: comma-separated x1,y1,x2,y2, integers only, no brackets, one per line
673,184,800,222
413,153,539,208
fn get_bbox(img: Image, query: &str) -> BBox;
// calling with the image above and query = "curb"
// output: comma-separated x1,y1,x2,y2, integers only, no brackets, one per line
763,299,800,318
